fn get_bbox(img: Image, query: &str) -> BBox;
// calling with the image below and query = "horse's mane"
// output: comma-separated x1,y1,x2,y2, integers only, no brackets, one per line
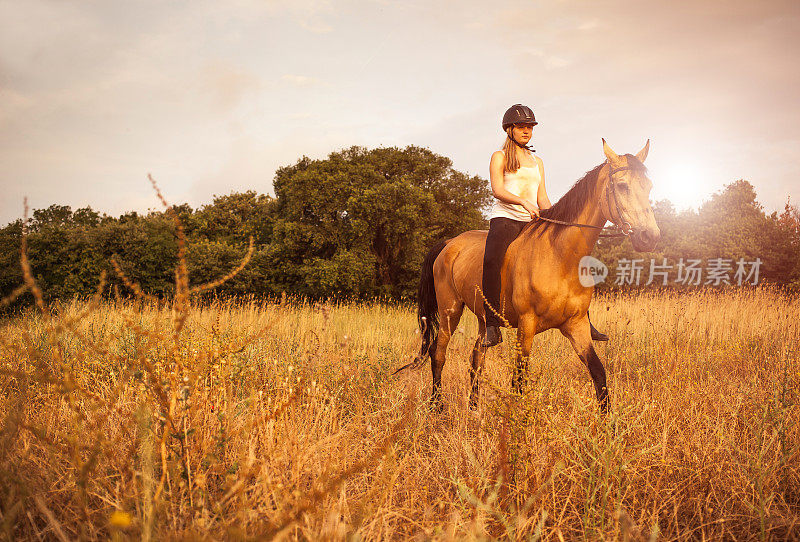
520,154,647,241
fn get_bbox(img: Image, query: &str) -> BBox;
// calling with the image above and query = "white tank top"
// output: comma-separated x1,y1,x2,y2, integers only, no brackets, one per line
489,154,542,221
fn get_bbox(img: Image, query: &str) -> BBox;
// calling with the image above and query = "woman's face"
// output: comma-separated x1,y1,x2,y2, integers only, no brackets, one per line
511,123,534,144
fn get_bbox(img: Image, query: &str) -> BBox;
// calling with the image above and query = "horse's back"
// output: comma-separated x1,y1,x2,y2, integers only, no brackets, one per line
433,230,488,313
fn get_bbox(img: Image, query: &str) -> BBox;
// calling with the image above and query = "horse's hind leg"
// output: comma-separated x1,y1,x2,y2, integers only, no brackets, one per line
431,301,464,410
559,315,609,413
469,322,488,410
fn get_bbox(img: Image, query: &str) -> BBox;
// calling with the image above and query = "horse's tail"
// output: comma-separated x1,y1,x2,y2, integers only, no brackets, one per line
391,239,448,376
417,239,447,358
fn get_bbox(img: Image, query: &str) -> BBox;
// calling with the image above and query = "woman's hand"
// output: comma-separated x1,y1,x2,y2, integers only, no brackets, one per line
521,200,540,219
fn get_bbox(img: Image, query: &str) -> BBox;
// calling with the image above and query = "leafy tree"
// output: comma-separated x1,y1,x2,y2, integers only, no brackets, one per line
268,145,491,298
695,180,768,259
0,220,24,307
189,191,275,246
30,204,73,230
761,198,800,287
185,238,274,296
593,180,798,289
3,150,799,308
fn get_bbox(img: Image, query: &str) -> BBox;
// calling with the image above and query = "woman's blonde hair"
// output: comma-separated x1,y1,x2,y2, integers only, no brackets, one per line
501,127,523,174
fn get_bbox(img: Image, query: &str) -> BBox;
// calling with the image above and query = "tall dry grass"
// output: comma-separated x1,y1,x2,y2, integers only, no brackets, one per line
1,196,799,540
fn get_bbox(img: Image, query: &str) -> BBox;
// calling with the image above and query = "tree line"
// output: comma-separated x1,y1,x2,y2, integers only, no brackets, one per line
1,145,798,310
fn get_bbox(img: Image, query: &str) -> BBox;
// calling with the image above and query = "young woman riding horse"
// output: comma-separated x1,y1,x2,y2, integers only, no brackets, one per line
415,111,659,411
481,104,608,347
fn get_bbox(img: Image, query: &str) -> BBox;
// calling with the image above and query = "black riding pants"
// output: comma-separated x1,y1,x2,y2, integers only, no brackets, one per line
482,217,528,327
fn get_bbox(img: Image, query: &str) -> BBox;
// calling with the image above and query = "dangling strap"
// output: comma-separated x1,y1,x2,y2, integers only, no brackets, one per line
510,134,535,153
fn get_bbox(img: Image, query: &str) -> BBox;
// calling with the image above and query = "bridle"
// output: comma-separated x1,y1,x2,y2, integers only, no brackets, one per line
604,162,638,236
533,161,640,238
506,124,638,238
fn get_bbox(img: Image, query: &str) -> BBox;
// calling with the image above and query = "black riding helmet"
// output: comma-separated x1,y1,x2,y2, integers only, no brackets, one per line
502,104,537,152
502,104,537,131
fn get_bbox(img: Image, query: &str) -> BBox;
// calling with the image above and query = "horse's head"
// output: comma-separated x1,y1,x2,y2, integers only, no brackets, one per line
600,139,660,252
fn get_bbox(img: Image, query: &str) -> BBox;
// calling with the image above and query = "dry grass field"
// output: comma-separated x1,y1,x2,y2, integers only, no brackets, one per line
1,207,799,541
1,281,799,540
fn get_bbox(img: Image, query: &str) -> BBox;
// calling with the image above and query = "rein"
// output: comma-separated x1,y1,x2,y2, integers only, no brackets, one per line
533,161,637,238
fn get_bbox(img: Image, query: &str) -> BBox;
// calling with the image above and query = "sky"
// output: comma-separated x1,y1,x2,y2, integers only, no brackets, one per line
1,0,799,225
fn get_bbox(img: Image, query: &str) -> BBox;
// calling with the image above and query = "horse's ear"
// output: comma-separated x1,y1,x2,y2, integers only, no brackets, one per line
636,139,650,163
602,138,623,165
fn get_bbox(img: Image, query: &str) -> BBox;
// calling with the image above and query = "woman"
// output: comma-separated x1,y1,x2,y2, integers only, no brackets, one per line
481,104,608,346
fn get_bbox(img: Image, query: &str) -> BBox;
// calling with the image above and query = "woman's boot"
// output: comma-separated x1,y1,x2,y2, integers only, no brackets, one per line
482,325,503,347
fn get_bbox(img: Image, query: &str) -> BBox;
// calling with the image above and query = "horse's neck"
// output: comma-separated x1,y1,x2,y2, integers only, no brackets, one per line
550,179,606,266
519,177,607,269
552,195,606,264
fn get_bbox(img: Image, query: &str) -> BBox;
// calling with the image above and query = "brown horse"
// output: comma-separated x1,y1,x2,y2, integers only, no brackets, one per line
415,139,659,412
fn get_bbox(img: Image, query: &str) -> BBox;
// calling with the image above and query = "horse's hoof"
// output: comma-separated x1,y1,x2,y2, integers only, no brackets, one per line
427,397,445,414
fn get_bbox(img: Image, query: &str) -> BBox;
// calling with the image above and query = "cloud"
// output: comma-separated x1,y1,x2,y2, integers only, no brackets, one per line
200,61,264,111
0,0,797,224
0,88,34,123
299,20,334,34
577,19,600,31
471,0,800,211
281,74,320,87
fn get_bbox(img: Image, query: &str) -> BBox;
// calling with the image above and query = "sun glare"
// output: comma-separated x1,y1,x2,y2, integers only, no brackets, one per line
650,162,713,211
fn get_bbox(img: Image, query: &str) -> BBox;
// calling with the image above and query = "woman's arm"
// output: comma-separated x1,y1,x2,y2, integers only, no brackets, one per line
489,151,540,218
536,157,553,210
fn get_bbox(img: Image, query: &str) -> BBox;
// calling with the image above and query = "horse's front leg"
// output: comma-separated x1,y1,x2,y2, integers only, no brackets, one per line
511,314,537,393
559,314,609,412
